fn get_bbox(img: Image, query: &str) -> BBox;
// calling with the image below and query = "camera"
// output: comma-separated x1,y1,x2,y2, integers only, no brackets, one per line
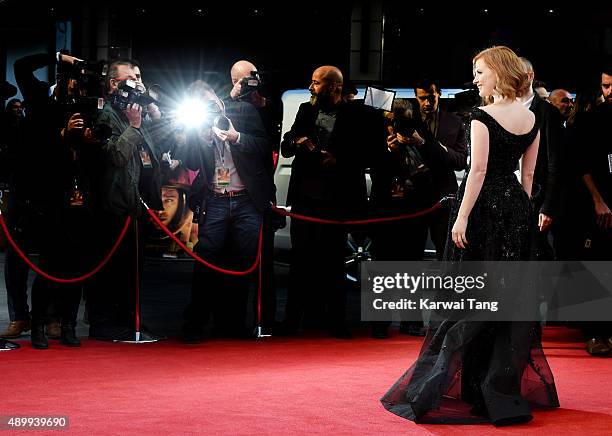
56,58,111,143
108,79,158,111
197,99,230,129
173,97,231,132
393,116,418,138
236,70,261,99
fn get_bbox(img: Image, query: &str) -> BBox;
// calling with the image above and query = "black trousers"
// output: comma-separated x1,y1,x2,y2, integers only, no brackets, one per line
86,213,143,330
581,225,612,339
31,207,89,327
370,201,451,330
285,200,347,330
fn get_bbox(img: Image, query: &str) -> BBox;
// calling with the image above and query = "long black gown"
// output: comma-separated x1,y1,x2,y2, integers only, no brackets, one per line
381,108,560,426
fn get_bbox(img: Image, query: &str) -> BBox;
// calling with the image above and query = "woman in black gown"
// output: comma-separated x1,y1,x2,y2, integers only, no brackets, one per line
381,46,559,426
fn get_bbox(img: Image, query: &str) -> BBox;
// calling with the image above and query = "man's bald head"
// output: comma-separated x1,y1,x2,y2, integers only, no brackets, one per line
549,88,574,119
309,66,343,107
314,65,343,85
231,60,257,85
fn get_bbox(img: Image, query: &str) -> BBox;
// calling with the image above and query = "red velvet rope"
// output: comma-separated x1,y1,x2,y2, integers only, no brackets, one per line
145,207,262,276
270,200,444,225
0,212,132,284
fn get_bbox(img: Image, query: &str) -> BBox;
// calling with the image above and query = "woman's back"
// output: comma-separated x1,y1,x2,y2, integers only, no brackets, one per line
444,105,539,261
479,101,535,136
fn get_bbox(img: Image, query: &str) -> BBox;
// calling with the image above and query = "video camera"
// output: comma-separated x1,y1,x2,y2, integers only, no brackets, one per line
108,79,159,111
55,58,111,143
236,70,261,99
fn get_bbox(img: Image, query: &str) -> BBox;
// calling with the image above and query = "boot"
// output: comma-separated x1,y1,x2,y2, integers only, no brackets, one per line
46,321,62,340
60,323,81,347
31,323,49,349
0,319,31,338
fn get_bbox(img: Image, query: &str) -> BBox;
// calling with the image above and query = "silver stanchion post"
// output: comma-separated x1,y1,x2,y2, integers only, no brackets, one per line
254,241,270,338
115,218,159,344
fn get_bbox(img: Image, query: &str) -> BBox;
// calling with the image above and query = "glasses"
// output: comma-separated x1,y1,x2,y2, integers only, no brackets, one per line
560,97,574,104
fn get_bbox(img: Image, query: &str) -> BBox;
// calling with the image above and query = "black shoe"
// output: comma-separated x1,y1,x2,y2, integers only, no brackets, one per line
273,321,299,337
371,327,389,339
182,323,204,344
0,339,20,350
31,323,49,349
89,325,132,341
399,322,427,337
60,324,81,347
212,325,253,339
139,325,167,341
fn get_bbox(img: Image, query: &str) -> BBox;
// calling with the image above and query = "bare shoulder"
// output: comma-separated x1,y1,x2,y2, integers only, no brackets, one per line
477,105,492,114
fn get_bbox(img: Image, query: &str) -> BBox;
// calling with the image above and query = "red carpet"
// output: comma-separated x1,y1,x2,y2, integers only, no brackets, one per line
2,327,611,435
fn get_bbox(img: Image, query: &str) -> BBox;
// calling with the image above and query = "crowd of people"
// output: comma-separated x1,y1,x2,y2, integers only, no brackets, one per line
0,49,610,366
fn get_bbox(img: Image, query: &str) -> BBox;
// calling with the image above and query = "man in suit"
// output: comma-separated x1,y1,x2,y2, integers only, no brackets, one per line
410,79,468,258
181,80,274,342
520,58,564,260
279,65,384,338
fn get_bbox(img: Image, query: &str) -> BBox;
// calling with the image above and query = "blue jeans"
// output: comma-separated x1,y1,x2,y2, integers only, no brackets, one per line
185,193,262,332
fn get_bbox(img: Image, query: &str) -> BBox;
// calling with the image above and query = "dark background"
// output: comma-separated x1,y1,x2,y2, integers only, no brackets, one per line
1,1,611,100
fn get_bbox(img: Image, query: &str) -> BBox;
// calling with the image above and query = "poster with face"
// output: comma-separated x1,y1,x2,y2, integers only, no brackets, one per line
145,164,199,258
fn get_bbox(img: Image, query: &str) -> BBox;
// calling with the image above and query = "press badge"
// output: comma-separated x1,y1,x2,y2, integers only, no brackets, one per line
215,166,230,187
139,145,153,169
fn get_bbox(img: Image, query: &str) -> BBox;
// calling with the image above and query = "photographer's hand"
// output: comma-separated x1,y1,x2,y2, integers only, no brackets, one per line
387,133,400,151
212,119,239,144
230,81,242,100
411,131,427,146
147,103,162,120
58,53,83,65
125,103,142,129
295,136,316,152
67,113,85,133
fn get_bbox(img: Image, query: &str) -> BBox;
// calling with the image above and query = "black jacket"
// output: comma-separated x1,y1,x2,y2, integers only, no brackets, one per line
182,99,274,213
530,93,563,217
281,100,385,218
94,102,169,216
420,109,468,197
580,103,612,205
12,53,74,211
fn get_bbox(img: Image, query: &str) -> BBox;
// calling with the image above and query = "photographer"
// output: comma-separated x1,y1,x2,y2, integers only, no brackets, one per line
229,60,282,333
87,60,171,341
180,80,273,343
8,52,102,348
369,80,467,337
369,99,434,338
